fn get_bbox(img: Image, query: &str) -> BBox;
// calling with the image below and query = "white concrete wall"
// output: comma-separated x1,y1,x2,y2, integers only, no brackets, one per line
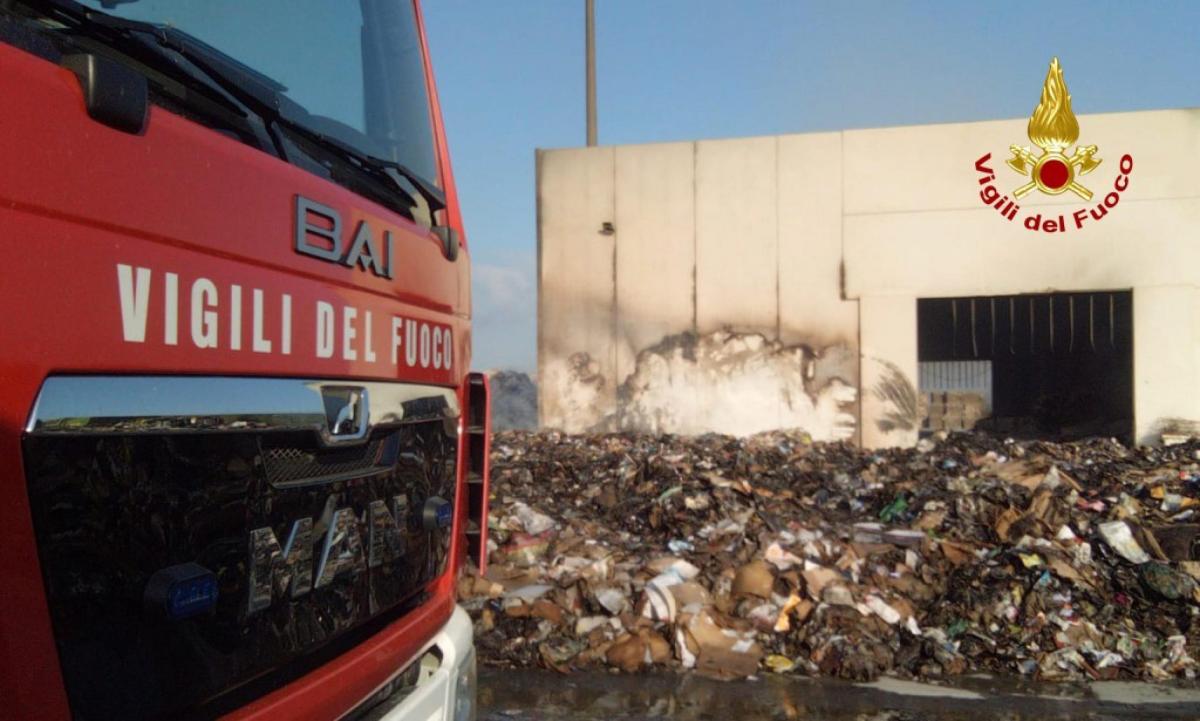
695,137,778,336
859,297,918,448
537,147,615,433
778,132,857,347
777,132,861,443
1133,286,1200,442
538,135,859,439
842,111,1200,299
539,108,1200,445
614,142,696,382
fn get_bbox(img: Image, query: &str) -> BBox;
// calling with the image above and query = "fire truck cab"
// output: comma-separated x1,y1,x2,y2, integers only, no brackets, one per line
0,1,488,719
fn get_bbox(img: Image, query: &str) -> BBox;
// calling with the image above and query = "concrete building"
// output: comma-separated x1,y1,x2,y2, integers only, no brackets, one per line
536,108,1200,447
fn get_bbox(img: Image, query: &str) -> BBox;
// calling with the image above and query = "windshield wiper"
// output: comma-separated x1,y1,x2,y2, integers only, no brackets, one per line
35,0,445,217
149,20,448,214
273,122,447,213
32,0,269,145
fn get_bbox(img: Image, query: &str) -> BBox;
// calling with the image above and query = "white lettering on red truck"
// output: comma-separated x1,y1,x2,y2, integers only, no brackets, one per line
116,263,452,370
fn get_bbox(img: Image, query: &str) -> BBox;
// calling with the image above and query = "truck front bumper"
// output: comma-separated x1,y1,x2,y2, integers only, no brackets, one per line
356,605,476,721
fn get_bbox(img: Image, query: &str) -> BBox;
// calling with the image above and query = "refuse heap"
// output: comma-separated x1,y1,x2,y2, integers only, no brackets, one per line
458,430,1200,682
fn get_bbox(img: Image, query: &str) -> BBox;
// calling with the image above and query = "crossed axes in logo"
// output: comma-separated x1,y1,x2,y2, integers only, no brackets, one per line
1006,145,1102,200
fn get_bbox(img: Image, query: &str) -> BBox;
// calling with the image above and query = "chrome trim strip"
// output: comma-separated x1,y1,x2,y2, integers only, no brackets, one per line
25,376,459,440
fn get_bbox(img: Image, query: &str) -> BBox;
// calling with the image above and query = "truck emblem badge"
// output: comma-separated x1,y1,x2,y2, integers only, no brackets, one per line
294,195,397,278
320,385,369,442
247,495,410,615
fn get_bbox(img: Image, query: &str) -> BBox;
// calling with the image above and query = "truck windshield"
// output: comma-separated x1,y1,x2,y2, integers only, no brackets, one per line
77,0,440,190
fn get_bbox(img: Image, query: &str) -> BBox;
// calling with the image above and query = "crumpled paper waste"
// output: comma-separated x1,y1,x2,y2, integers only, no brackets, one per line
460,430,1200,682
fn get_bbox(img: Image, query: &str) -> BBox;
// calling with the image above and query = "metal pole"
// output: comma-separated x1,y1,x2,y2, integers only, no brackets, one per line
585,0,597,146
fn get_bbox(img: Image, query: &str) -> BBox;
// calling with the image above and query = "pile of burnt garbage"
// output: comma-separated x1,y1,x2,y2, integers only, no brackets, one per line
458,430,1200,682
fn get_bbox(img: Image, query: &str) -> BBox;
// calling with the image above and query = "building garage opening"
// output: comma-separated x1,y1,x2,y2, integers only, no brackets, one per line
917,291,1133,443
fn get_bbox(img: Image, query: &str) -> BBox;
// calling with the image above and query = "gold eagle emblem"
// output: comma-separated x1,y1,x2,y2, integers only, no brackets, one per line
1006,58,1101,200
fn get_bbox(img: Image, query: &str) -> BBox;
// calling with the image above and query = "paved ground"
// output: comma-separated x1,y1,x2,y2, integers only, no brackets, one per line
479,669,1200,720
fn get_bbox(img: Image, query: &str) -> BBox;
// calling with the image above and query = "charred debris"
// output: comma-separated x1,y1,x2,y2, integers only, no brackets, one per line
460,430,1200,682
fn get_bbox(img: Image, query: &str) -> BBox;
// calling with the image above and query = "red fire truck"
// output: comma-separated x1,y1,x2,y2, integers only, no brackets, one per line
0,1,490,719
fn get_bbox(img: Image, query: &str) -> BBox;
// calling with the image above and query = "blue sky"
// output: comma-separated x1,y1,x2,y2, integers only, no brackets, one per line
423,1,1200,372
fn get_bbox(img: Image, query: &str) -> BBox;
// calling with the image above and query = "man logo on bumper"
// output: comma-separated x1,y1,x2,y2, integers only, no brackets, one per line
247,495,409,614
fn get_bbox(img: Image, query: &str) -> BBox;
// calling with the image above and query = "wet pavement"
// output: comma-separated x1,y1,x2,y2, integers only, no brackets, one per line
478,669,1200,720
